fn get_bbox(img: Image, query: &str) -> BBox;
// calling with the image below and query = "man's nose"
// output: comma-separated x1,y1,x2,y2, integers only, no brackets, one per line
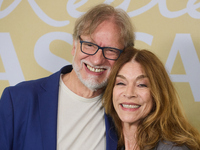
90,49,106,65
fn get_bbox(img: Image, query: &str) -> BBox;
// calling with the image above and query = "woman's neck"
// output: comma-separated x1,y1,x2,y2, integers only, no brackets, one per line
123,123,139,150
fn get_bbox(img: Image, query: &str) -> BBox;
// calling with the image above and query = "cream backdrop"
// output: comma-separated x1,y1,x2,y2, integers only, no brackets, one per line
0,0,200,131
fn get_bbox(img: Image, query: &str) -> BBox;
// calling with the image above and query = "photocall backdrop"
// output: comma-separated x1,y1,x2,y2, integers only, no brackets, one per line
0,0,200,131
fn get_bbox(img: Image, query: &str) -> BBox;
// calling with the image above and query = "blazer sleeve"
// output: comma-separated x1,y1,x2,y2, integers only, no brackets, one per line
0,87,14,150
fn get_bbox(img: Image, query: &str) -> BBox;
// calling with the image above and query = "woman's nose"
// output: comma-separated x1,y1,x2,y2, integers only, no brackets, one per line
124,86,137,99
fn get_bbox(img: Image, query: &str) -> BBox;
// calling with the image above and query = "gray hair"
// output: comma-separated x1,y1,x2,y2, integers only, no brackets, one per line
73,4,135,48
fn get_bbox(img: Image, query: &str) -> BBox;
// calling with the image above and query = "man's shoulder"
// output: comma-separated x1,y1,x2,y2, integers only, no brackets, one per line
155,140,190,150
8,72,57,92
3,65,73,95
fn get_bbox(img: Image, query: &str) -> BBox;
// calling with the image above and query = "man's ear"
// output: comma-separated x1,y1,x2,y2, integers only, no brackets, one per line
71,40,76,56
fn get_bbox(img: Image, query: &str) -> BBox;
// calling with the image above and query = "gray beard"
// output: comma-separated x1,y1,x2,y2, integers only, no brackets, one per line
72,61,108,91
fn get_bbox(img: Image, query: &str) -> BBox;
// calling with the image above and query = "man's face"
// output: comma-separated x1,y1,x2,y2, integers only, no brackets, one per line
72,20,124,91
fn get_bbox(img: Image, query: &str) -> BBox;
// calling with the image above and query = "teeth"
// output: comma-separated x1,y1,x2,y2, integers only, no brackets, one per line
122,104,140,109
87,65,105,72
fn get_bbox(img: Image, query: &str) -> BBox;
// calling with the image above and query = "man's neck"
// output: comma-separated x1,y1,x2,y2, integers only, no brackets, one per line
62,70,103,98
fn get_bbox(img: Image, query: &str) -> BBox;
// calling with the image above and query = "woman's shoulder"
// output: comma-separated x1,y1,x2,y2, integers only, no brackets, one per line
155,140,190,150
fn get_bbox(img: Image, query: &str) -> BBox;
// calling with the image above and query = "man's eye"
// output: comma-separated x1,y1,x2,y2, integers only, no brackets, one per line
82,42,94,46
105,49,118,54
108,49,115,52
85,43,94,47
87,44,94,46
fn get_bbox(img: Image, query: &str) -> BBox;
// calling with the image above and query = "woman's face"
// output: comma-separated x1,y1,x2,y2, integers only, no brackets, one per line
113,61,153,126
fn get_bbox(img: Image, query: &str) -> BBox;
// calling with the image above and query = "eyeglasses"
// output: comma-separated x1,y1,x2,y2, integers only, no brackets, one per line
79,37,123,60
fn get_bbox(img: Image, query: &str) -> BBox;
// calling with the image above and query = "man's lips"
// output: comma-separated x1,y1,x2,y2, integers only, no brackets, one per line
85,64,106,73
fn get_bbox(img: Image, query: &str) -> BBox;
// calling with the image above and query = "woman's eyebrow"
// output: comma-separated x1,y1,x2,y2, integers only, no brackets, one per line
136,75,148,81
116,74,148,82
116,74,126,79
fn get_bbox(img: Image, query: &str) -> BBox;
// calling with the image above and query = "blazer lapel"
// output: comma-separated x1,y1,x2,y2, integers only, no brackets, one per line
38,65,73,150
38,71,60,150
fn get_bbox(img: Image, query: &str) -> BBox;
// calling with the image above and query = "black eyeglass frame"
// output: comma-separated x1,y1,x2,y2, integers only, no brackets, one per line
79,38,123,61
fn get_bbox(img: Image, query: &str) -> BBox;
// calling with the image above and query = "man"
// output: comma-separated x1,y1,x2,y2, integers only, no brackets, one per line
0,4,134,150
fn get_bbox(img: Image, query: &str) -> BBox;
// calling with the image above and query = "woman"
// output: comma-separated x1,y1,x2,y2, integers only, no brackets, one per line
103,47,200,150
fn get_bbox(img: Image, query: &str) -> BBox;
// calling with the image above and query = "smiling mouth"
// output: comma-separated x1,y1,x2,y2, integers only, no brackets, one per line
121,104,141,109
86,64,106,73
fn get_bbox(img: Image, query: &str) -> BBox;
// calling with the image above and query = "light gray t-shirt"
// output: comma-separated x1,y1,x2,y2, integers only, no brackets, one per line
57,76,106,150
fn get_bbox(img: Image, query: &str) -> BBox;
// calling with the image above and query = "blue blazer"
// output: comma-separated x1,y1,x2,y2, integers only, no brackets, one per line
0,65,118,150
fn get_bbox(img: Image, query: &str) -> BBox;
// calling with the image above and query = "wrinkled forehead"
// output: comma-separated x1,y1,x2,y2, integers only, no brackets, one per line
81,18,120,35
80,22,123,46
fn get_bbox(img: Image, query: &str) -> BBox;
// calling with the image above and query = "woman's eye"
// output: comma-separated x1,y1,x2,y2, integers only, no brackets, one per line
116,82,125,86
138,84,147,87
